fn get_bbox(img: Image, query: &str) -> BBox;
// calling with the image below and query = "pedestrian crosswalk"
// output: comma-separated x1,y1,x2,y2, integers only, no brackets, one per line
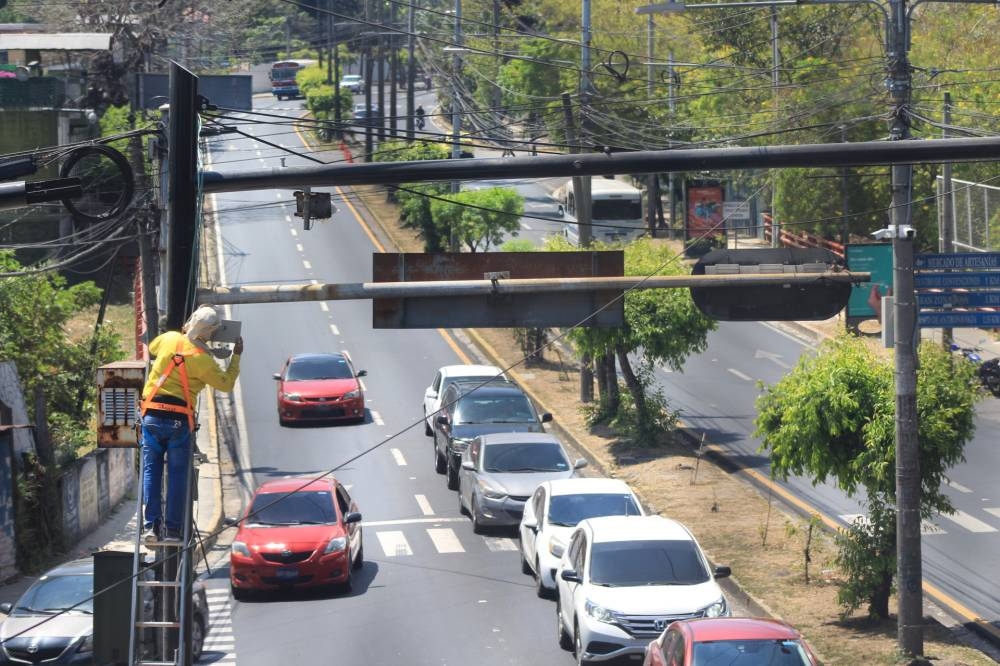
200,587,236,664
369,523,520,557
839,507,1000,536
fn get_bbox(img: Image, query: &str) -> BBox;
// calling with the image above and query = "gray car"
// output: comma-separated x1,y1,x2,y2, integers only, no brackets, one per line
458,432,587,533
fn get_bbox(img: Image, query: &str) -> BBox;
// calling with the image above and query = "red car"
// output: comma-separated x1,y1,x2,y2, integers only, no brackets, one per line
274,352,367,425
229,477,363,599
643,617,821,666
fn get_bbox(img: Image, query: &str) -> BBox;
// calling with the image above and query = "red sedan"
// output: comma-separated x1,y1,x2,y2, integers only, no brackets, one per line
643,617,821,666
274,352,367,425
229,477,363,599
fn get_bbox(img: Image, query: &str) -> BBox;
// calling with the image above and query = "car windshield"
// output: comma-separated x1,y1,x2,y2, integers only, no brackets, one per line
547,493,641,527
248,491,337,525
455,395,535,424
589,540,709,586
13,574,93,615
692,639,813,665
483,443,569,473
286,357,353,381
343,75,361,81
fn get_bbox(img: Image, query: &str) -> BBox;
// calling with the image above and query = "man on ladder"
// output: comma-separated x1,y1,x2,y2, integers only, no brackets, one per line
139,306,243,543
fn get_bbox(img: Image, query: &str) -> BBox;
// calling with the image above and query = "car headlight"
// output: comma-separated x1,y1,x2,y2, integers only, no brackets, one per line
585,599,620,624
452,437,474,451
231,541,251,557
481,486,507,500
548,536,566,557
282,392,302,402
702,597,728,618
343,389,361,399
77,634,94,654
323,536,348,554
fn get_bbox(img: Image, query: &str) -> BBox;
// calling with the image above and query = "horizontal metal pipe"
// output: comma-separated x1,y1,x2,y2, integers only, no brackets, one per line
200,137,1000,194
197,272,870,305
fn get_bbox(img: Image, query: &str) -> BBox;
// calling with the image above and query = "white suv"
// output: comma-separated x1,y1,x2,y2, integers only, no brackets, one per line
422,364,505,435
555,515,730,664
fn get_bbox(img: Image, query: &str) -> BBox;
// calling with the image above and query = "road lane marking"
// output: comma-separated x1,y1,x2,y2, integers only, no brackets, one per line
391,448,407,466
415,494,434,515
985,508,1000,519
727,368,753,381
330,324,340,335
302,260,312,269
428,528,464,553
371,408,383,425
483,536,519,552
296,243,304,252
520,221,533,230
286,215,292,223
376,531,412,556
839,514,866,527
320,302,329,312
364,517,465,527
290,228,297,237
438,328,472,364
921,520,946,535
754,349,791,369
940,509,996,533
947,480,972,493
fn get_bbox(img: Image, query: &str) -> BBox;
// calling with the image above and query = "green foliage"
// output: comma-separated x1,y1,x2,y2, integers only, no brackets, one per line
429,188,524,252
500,238,536,253
608,361,680,445
373,141,452,251
0,251,125,455
835,496,896,618
296,64,326,97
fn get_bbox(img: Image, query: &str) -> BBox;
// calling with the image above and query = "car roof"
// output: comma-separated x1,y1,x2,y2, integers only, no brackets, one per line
439,364,503,378
677,617,803,642
546,477,633,497
478,432,561,446
580,515,693,544
288,352,347,363
254,476,338,495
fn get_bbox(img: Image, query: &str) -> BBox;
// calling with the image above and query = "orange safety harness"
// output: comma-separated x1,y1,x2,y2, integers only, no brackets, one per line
139,337,204,431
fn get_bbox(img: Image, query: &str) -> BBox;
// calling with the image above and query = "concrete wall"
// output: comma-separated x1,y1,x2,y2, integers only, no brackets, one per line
0,362,35,457
60,447,135,549
0,435,16,581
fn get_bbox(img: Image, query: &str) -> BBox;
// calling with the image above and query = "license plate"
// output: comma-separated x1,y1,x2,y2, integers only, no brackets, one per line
276,567,298,580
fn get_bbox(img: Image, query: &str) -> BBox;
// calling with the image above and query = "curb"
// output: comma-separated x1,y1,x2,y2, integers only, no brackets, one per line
196,389,224,565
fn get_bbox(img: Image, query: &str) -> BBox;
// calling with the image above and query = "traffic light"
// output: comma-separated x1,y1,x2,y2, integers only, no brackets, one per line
691,247,851,321
294,190,334,230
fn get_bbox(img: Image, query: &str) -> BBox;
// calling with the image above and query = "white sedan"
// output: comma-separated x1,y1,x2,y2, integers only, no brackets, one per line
519,478,643,598
422,364,505,435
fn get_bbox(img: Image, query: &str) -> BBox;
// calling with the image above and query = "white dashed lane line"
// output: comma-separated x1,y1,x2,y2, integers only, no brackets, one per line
303,260,312,270
330,324,340,335
940,509,997,533
727,368,753,382
947,480,972,493
376,531,413,556
427,528,464,553
414,494,434,516
371,409,383,425
320,302,329,312
296,243,304,252
391,448,407,466
286,215,293,224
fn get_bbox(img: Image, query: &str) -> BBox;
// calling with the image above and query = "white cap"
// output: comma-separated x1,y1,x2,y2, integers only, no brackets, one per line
183,306,220,342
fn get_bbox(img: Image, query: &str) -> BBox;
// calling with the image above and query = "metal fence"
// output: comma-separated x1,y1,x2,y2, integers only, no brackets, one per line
937,176,1000,252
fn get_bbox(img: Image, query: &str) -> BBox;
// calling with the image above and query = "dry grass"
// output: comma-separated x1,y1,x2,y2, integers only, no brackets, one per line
356,182,998,666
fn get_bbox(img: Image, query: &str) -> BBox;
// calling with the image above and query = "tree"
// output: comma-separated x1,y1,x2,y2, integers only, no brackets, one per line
562,238,716,444
429,188,524,252
754,336,979,617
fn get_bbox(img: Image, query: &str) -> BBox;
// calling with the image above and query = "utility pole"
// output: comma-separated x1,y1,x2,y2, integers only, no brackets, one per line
493,0,502,116
406,0,416,141
940,91,954,348
164,62,199,330
769,5,781,247
333,13,342,138
668,51,677,238
647,13,655,98
389,0,399,139
450,0,463,188
578,0,594,246
840,124,849,246
377,0,386,144
363,0,374,160
325,0,333,85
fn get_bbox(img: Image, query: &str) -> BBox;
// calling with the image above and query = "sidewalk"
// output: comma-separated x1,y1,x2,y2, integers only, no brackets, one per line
0,394,225,613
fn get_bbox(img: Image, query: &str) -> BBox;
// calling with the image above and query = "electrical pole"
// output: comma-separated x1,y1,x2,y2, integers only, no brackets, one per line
769,5,781,247
377,0,386,144
450,0,463,187
840,124,849,246
940,91,954,348
406,0,415,141
390,0,399,140
333,13,342,138
493,0,502,116
647,14,655,98
129,130,160,348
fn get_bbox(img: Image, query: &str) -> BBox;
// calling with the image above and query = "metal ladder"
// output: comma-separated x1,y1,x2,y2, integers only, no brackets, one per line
128,440,198,666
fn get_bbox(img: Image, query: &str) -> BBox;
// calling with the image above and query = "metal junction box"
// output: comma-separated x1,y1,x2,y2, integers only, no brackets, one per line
96,360,146,448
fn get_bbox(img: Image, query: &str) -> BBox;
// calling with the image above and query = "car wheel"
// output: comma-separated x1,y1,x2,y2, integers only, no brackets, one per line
574,622,590,665
557,605,572,651
191,614,205,662
279,415,289,427
341,569,353,594
471,497,485,534
424,412,432,436
520,550,532,575
231,584,249,602
434,442,446,474
446,458,459,491
352,535,364,570
535,558,551,599
458,489,468,516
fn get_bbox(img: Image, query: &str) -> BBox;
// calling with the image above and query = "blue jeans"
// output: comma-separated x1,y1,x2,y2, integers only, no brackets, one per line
141,414,192,532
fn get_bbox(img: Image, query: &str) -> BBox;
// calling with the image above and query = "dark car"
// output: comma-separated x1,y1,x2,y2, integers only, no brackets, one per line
0,558,208,665
432,379,552,491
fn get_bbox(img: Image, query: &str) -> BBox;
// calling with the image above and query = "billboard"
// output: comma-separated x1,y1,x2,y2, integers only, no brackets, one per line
686,183,724,240
845,243,893,324
135,73,252,111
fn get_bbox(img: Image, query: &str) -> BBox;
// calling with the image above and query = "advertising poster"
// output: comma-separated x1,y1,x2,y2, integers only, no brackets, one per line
846,243,893,321
686,185,724,239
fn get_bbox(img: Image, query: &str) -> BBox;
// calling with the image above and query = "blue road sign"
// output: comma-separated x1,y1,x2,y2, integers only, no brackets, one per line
919,311,1000,328
918,291,1000,308
915,272,1000,289
915,252,1000,270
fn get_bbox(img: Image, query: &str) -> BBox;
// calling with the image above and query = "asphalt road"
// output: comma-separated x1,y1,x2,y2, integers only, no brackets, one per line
656,320,1000,635
204,93,587,665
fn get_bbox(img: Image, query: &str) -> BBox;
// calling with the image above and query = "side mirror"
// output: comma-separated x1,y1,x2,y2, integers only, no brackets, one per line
0,602,11,615
356,370,367,378
223,516,239,527
425,388,437,399
540,412,553,423
436,415,449,425
461,461,475,471
560,569,582,584
522,517,538,530
573,458,588,470
550,542,565,558
344,512,363,524
272,373,281,381
714,565,731,579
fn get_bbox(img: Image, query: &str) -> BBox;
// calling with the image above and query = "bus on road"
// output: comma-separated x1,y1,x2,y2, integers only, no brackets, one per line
554,176,646,244
269,59,317,100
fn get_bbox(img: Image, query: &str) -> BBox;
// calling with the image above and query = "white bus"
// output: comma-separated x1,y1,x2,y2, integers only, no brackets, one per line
553,176,646,244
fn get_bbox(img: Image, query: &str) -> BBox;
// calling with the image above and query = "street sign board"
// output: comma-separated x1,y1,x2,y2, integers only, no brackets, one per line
372,251,625,328
722,201,750,222
914,272,1000,289
918,311,1000,328
914,252,1000,270
846,243,893,322
917,291,1000,308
